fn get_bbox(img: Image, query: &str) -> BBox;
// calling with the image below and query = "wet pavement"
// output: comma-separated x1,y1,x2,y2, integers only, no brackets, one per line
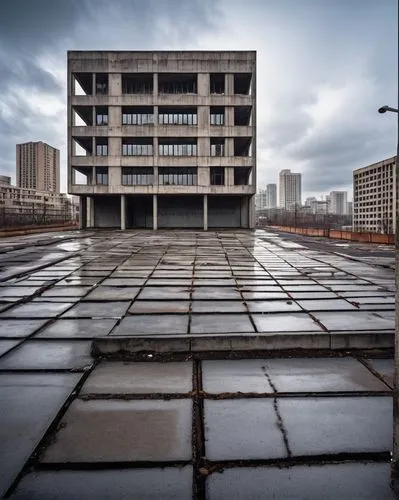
0,229,396,498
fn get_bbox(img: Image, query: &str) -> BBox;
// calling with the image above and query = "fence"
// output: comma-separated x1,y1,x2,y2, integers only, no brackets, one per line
0,205,75,229
264,225,394,245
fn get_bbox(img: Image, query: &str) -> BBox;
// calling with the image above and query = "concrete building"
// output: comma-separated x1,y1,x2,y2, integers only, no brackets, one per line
353,156,396,234
0,176,11,186
266,183,277,208
16,141,60,193
279,169,301,210
330,191,348,215
67,51,256,229
255,189,267,210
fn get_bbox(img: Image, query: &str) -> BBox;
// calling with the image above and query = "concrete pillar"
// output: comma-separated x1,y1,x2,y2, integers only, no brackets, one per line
248,195,255,229
226,74,234,96
109,74,121,96
79,196,87,230
203,194,208,231
153,73,158,97
198,73,209,96
153,194,158,230
87,197,95,227
226,106,234,127
121,194,126,230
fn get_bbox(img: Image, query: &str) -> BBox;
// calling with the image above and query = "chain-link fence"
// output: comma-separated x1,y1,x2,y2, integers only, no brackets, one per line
0,205,75,228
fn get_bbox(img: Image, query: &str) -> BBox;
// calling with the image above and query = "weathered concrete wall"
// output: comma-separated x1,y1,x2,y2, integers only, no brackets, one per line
126,196,153,228
208,196,241,228
158,196,203,228
94,196,120,227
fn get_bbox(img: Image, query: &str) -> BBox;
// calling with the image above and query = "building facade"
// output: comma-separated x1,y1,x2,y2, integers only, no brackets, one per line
279,169,301,210
255,189,267,210
330,191,348,215
16,141,60,193
353,156,396,234
266,183,277,208
67,51,256,229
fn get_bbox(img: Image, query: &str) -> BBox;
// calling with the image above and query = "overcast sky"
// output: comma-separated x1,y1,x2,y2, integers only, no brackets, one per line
0,0,397,200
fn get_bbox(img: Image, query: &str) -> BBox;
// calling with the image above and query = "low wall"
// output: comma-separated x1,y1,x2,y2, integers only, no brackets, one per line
267,225,394,245
0,222,78,238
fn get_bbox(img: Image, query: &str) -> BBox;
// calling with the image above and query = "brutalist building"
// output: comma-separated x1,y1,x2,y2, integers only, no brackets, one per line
68,51,256,229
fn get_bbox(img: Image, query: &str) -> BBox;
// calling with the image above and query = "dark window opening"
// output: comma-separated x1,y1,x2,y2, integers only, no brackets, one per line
122,138,153,156
158,107,197,125
96,106,108,125
234,167,250,185
122,167,153,185
210,106,225,125
159,167,197,185
96,167,108,185
210,167,225,185
95,74,108,95
158,74,197,94
234,106,251,126
234,73,251,95
211,138,225,157
210,73,225,94
234,137,251,156
73,73,92,95
72,137,92,156
158,138,197,156
122,74,153,94
72,106,92,126
122,106,154,125
95,138,108,156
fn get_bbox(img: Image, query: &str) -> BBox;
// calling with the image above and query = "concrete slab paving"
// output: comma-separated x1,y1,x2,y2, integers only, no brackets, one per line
263,358,389,392
191,300,247,313
112,315,189,335
204,399,287,460
41,399,192,463
280,396,392,455
252,313,324,333
35,319,118,338
207,463,396,500
366,359,394,388
192,287,242,300
0,341,93,370
83,286,140,301
0,340,21,357
0,319,49,338
10,467,193,500
202,360,273,393
190,314,254,334
128,300,190,314
40,287,92,297
0,373,81,497
101,278,146,286
137,286,191,300
246,300,301,313
81,361,193,394
62,301,130,319
313,311,394,331
0,302,73,318
297,299,358,311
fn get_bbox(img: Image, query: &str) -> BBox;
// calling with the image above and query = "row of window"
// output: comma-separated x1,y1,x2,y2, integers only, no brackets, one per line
88,167,229,186
98,113,226,126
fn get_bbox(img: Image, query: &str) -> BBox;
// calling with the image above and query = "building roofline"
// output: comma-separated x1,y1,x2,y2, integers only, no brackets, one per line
353,155,397,174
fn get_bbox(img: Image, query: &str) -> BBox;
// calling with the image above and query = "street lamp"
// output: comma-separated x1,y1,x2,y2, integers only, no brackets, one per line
378,104,399,492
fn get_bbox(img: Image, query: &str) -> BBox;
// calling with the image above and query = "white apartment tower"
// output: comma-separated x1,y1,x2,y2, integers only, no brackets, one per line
266,183,277,208
330,191,348,215
68,51,256,229
353,156,396,234
279,169,301,209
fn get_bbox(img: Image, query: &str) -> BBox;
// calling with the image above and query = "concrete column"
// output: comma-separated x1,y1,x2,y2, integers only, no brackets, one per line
226,74,234,96
248,195,255,229
203,194,208,231
121,194,126,230
109,74,121,96
198,73,209,96
226,106,234,127
153,73,158,97
79,196,87,230
92,73,96,95
87,197,94,227
153,194,158,230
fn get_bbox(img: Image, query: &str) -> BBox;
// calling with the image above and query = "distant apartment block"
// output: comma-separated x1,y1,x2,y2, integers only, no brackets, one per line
16,141,60,193
279,169,301,209
255,189,267,210
68,50,256,229
353,156,396,234
330,191,348,215
266,183,277,208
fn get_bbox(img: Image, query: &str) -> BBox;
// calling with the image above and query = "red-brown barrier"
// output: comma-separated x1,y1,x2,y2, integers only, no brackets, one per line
267,225,394,245
0,222,78,238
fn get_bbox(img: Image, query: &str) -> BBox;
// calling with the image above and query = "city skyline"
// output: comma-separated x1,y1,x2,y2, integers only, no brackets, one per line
0,0,397,198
